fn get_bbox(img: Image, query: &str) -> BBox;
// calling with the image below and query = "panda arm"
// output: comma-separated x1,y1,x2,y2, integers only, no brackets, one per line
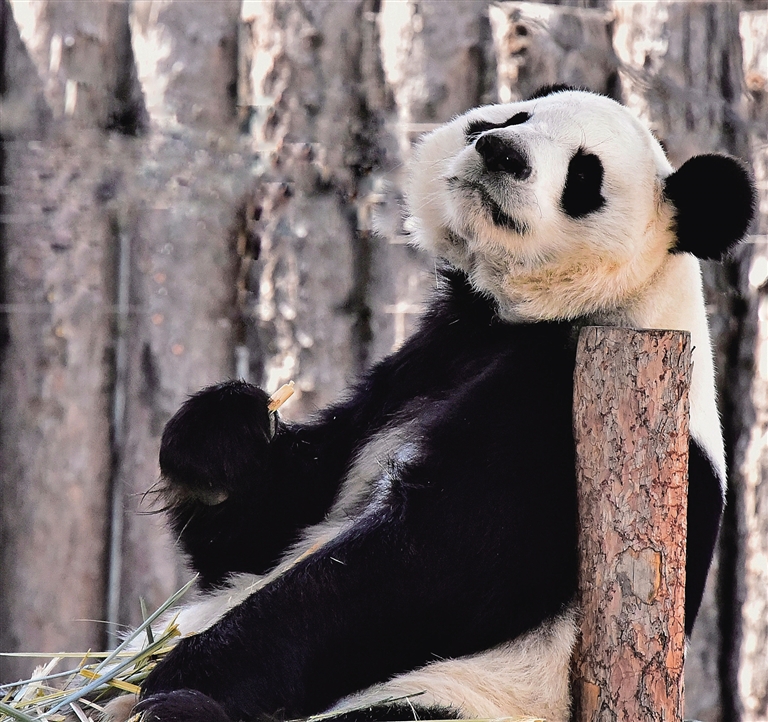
156,378,401,587
140,327,580,720
158,298,468,588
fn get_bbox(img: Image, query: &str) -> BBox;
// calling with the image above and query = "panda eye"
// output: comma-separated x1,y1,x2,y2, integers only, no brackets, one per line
465,112,531,143
562,148,605,219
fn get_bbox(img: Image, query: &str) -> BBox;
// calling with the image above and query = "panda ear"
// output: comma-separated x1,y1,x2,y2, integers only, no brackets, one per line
527,84,580,100
664,154,756,260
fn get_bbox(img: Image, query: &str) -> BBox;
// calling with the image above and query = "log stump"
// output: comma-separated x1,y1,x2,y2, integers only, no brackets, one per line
572,327,692,722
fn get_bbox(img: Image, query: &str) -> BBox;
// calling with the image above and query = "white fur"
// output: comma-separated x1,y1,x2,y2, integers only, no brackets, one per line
625,253,726,486
328,610,577,722
327,415,423,521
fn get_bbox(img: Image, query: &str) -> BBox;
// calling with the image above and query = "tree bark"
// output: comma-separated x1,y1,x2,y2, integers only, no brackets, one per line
113,0,245,633
612,2,748,165
0,0,249,663
0,0,130,681
572,327,691,722
489,1,617,102
736,10,768,721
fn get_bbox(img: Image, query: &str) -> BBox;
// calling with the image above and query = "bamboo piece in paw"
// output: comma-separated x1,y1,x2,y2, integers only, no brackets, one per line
268,381,295,412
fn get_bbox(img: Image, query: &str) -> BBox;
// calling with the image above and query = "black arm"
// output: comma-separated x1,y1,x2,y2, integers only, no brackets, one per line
157,372,398,588
156,272,504,587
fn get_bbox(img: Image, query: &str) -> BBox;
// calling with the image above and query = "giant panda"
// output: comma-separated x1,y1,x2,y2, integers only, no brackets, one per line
120,87,756,722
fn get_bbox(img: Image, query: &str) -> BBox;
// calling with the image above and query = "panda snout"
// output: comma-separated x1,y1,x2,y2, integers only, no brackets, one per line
475,134,531,180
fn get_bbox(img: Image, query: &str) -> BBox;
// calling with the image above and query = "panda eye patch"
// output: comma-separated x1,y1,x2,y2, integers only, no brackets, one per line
562,148,605,219
465,112,531,143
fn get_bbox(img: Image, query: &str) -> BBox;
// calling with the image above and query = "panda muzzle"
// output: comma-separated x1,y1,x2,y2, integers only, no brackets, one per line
475,134,531,180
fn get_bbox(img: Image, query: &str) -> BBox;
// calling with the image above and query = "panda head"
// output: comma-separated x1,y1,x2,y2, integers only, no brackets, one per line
407,87,756,321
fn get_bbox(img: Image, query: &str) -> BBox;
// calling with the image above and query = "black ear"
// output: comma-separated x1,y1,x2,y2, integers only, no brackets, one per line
527,84,581,100
664,154,756,260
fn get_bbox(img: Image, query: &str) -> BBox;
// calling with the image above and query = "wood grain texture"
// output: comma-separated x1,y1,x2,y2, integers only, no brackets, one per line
572,327,692,722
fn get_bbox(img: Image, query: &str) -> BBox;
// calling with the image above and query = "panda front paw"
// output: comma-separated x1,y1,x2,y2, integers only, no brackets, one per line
157,380,297,586
159,380,274,506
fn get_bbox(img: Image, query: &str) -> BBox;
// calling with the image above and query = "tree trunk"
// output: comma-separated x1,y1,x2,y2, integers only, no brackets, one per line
369,0,494,362
489,1,617,102
238,0,398,416
0,0,129,681
572,327,691,722
112,0,245,634
735,10,768,721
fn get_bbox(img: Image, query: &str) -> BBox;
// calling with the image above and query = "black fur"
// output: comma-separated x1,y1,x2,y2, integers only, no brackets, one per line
527,83,580,100
159,381,340,589
685,444,725,635
561,148,605,219
142,269,722,721
137,691,457,722
664,154,756,260
136,691,231,722
465,111,530,143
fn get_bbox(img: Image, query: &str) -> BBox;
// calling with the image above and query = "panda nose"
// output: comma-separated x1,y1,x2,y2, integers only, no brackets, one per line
475,134,531,180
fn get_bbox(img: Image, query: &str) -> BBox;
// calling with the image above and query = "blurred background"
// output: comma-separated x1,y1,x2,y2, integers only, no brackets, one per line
0,1,766,720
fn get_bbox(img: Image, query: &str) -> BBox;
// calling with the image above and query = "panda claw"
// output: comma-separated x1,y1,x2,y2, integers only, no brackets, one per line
135,689,233,722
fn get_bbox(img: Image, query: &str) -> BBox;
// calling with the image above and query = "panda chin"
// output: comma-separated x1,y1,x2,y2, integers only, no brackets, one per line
447,176,528,237
486,198,528,235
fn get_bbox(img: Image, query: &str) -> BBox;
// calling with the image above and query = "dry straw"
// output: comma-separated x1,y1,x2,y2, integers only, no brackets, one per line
0,579,195,722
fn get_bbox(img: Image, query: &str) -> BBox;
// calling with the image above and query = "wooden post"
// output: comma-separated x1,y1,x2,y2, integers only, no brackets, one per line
571,327,692,722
